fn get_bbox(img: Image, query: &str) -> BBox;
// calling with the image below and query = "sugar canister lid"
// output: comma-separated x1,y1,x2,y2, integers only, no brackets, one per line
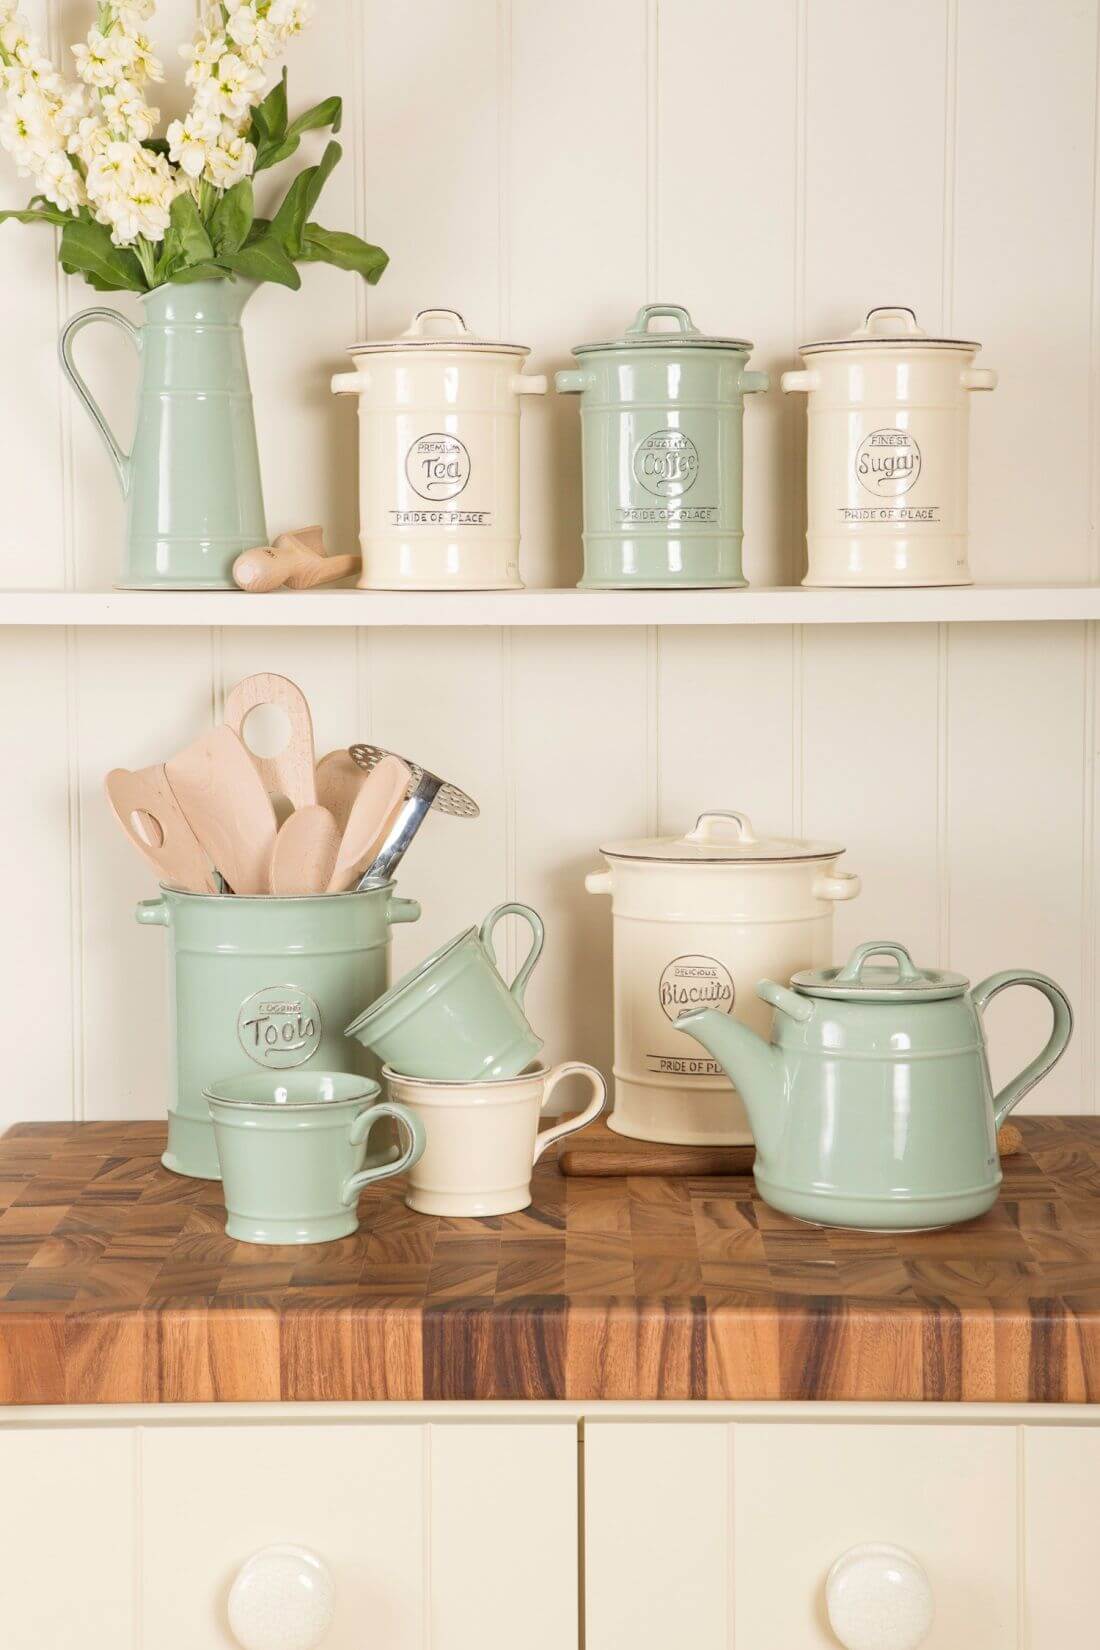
791,940,969,1001
798,305,980,356
599,810,844,864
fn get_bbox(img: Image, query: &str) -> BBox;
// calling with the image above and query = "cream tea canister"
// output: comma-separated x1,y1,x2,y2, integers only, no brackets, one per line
782,306,997,587
331,308,546,590
585,811,860,1145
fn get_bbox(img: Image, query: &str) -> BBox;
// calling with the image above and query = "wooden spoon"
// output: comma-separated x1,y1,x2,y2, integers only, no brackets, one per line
269,805,341,896
165,726,278,896
315,749,367,833
104,765,218,893
327,754,412,893
224,673,316,814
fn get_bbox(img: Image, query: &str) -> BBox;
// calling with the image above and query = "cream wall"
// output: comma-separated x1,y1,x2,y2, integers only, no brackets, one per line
0,0,1096,1125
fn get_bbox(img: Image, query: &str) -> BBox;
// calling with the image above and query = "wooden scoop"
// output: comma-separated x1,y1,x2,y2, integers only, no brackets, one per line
269,805,341,896
327,754,412,893
232,527,360,592
165,726,278,896
104,765,217,893
224,673,317,814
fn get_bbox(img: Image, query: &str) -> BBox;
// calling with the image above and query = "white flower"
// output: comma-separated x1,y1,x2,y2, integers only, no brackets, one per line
126,32,163,86
194,50,265,123
114,0,156,24
181,30,226,90
166,107,219,178
69,111,112,162
225,2,260,49
204,131,255,189
267,0,314,40
87,139,176,244
72,27,135,89
101,83,159,140
38,146,83,210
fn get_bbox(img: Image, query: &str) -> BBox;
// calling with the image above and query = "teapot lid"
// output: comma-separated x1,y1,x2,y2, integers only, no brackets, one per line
791,940,969,1001
799,305,980,356
599,810,844,864
573,303,753,357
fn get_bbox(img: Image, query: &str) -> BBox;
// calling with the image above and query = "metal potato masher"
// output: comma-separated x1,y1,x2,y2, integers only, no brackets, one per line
348,743,479,888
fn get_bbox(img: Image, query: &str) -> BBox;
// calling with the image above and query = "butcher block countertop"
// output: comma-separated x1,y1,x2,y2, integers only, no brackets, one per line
1,1116,1099,1405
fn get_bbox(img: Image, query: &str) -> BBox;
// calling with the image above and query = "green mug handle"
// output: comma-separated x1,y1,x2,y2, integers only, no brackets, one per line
341,1101,425,1205
971,970,1074,1129
479,901,545,1008
59,306,141,496
135,897,169,927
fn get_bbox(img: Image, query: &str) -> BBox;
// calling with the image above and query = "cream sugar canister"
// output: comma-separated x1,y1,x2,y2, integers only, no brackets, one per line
331,308,546,590
585,811,860,1145
782,306,997,587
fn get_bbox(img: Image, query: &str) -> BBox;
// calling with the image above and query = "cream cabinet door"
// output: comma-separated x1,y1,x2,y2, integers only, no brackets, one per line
1025,1426,1100,1645
585,1421,1018,1650
142,1420,577,1650
0,1427,136,1650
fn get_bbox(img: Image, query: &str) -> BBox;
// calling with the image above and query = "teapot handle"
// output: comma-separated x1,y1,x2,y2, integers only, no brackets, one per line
971,970,1074,1127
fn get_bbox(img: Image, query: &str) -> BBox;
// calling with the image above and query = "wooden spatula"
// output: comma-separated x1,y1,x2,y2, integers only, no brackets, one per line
224,673,317,814
327,754,412,893
269,805,341,896
315,749,367,833
104,765,218,893
165,726,278,896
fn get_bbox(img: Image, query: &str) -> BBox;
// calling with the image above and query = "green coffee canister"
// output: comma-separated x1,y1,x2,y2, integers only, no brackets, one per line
136,884,421,1180
555,303,768,589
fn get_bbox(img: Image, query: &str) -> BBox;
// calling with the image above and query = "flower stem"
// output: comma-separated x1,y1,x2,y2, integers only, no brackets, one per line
134,237,157,287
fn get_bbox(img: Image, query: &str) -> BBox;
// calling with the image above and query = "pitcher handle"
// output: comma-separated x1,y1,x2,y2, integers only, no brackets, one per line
479,900,545,1008
342,1101,425,1203
59,306,140,496
971,970,1074,1128
532,1062,606,1162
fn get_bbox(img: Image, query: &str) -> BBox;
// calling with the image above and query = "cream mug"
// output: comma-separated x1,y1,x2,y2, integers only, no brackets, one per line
385,1061,606,1216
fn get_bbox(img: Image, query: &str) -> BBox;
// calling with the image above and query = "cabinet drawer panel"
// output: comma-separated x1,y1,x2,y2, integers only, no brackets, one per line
585,1422,729,1650
142,1424,425,1650
733,1424,1017,1648
1025,1426,1100,1643
0,1427,135,1650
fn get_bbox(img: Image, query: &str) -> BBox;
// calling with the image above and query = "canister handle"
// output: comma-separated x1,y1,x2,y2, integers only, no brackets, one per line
584,869,613,895
511,373,548,395
683,811,758,846
835,941,923,986
780,369,820,393
961,367,997,392
971,970,1073,1128
403,308,468,338
626,303,700,337
813,870,862,902
135,897,169,927
739,369,769,394
331,371,362,395
554,369,593,394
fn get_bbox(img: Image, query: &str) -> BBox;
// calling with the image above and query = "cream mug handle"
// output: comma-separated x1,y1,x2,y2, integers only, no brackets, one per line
532,1062,606,1162
341,1101,425,1204
479,901,545,1008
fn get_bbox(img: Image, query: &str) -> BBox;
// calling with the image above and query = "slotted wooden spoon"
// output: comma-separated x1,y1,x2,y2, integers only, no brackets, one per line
104,765,218,893
224,673,317,814
165,726,278,896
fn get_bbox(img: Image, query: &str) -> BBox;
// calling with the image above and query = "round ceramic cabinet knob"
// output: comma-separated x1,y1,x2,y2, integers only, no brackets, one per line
825,1543,934,1650
228,1545,336,1650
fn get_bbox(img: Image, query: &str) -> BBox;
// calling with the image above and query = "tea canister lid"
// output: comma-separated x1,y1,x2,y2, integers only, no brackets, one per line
599,810,844,865
572,302,753,356
799,305,980,356
348,307,529,357
791,940,969,1002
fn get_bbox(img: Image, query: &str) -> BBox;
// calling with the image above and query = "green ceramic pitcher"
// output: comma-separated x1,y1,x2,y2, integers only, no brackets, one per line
677,940,1073,1230
59,278,267,588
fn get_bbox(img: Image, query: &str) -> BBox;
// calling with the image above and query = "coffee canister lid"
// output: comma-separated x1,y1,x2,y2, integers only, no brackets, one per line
799,305,980,356
599,810,844,864
791,940,969,1001
349,307,529,357
573,302,753,356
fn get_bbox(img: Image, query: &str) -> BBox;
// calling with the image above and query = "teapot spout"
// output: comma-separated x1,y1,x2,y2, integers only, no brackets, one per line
675,1008,787,1159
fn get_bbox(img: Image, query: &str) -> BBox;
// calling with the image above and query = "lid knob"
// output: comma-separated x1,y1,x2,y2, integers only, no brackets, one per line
683,810,758,847
626,303,700,337
834,941,924,987
855,306,924,339
402,308,469,339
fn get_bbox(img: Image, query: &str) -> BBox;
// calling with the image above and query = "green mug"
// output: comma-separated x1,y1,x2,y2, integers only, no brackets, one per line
204,1070,426,1245
345,902,545,1080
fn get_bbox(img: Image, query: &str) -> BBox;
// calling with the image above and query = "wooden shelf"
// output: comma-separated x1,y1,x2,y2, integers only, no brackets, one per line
1,584,1097,627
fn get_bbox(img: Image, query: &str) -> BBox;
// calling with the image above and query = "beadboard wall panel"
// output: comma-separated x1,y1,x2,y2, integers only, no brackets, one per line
0,0,1097,1126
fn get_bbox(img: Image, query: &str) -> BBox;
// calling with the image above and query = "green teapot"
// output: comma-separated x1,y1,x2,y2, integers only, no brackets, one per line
676,940,1072,1230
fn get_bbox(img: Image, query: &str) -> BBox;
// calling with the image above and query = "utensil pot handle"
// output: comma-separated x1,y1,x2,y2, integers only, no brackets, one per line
342,1101,425,1202
971,970,1074,1127
59,306,140,495
134,897,169,927
532,1062,606,1162
479,900,545,1008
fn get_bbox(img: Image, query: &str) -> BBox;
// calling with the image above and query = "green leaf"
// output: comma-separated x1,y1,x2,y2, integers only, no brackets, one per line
253,136,300,174
209,178,254,256
58,220,146,292
299,223,389,284
286,95,342,140
0,202,74,227
250,68,288,146
171,261,232,284
223,236,301,289
169,190,214,266
269,139,342,258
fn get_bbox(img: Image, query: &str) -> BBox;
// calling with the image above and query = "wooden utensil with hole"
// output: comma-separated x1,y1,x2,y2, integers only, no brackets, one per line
315,749,367,833
327,754,412,893
104,765,218,893
223,673,316,814
269,805,341,896
165,726,278,896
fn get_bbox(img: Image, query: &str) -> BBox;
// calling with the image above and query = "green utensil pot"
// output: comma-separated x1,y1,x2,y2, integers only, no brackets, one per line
136,884,421,1179
555,303,767,589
